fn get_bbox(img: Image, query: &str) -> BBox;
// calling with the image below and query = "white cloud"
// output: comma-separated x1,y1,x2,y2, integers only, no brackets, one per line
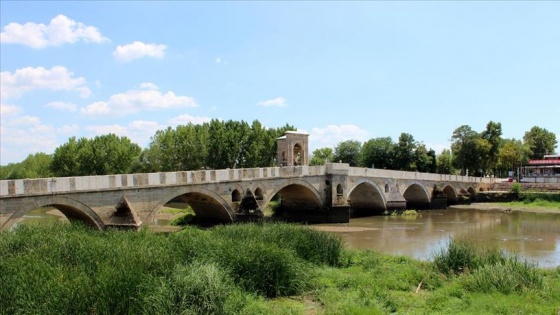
0,103,20,115
1,66,90,100
0,14,109,49
139,82,159,90
113,41,167,63
8,115,41,126
85,120,163,148
81,87,197,116
46,101,78,112
0,116,80,163
258,97,287,107
168,114,212,126
215,57,222,64
309,124,370,150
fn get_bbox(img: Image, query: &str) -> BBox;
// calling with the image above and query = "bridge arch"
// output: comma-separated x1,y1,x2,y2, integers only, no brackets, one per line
264,179,323,214
148,186,235,224
347,179,386,216
442,185,458,205
403,182,431,209
467,187,476,201
1,196,105,231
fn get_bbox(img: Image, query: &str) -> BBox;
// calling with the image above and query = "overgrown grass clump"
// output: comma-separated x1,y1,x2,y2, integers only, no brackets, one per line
433,238,543,294
0,222,342,314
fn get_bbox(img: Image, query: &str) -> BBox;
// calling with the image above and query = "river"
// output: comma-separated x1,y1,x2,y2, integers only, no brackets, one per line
315,207,560,268
14,205,560,268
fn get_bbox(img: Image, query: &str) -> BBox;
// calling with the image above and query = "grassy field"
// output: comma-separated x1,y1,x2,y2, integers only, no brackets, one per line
1,223,559,314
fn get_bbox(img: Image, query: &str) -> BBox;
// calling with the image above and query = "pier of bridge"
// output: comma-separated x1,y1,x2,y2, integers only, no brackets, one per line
0,163,494,231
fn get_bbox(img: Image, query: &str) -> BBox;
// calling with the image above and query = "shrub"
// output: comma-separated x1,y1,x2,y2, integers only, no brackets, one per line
510,183,522,199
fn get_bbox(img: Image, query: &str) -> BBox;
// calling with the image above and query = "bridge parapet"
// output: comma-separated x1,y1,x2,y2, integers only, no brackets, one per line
0,165,333,198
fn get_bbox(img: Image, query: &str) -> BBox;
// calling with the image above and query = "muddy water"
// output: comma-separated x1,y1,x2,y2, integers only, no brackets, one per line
315,208,560,268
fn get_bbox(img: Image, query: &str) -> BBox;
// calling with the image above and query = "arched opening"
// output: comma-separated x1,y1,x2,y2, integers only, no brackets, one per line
384,184,390,193
246,188,253,196
293,143,303,166
267,182,323,223
254,187,264,201
403,184,431,210
347,181,386,217
467,187,476,201
149,187,235,228
232,189,242,202
336,184,343,196
2,196,104,231
442,186,458,206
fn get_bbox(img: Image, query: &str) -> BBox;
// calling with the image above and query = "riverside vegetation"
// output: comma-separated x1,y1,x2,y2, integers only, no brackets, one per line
1,223,560,314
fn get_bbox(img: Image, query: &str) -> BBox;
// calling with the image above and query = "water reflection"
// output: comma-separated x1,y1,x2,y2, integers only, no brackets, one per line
316,208,560,268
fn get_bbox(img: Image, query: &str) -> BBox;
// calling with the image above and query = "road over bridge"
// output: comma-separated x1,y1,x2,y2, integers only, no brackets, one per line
0,164,494,230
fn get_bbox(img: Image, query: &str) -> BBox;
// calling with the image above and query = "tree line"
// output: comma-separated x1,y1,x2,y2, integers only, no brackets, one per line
0,119,294,179
309,122,557,178
0,120,557,179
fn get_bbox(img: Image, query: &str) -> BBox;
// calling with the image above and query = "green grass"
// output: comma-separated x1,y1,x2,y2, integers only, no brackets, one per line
1,223,559,314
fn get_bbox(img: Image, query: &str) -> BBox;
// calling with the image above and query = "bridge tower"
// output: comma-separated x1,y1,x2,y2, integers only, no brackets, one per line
276,131,309,166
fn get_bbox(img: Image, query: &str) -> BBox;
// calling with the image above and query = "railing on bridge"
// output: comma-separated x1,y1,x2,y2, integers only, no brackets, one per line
0,164,494,198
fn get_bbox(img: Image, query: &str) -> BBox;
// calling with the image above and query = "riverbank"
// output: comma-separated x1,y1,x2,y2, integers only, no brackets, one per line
1,223,559,314
451,201,560,214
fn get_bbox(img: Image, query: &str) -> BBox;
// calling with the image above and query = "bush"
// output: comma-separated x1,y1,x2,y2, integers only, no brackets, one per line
510,183,522,199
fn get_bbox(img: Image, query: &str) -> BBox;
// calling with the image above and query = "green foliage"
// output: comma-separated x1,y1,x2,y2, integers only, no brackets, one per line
433,238,506,275
51,134,141,176
143,119,294,172
523,126,558,159
436,148,456,174
310,147,334,166
510,182,522,198
0,152,53,179
0,222,343,313
171,213,196,226
394,133,418,171
462,258,543,294
333,140,362,166
521,192,560,203
359,137,394,169
1,225,559,314
141,262,240,315
480,121,503,175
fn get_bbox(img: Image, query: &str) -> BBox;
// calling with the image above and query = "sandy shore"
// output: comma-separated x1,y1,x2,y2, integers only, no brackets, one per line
449,203,560,214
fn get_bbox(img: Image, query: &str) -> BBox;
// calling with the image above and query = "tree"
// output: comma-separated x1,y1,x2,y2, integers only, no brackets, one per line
450,125,477,175
359,137,394,169
310,148,334,166
436,149,455,174
51,134,141,176
50,137,83,177
414,143,435,173
480,121,503,175
394,133,417,171
0,153,53,179
333,140,362,166
523,126,557,159
498,139,531,179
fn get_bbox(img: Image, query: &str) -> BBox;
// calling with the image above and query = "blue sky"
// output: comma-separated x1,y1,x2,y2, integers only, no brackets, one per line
1,1,559,164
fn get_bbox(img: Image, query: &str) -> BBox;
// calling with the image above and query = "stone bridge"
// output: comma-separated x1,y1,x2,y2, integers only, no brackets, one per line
0,164,494,231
